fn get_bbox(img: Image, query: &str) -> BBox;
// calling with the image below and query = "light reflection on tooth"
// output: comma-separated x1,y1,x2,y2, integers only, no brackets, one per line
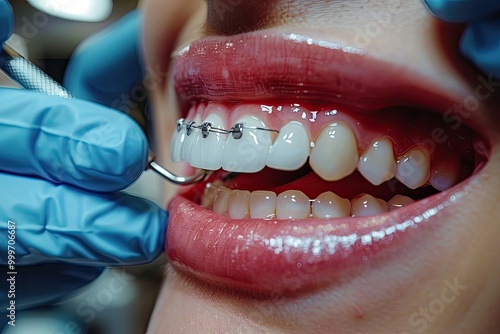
388,195,415,211
229,190,251,219
189,113,226,170
222,115,272,173
310,122,359,181
213,186,231,216
351,194,388,217
250,191,276,219
312,191,351,219
266,121,310,171
276,190,310,219
396,148,431,189
358,138,396,185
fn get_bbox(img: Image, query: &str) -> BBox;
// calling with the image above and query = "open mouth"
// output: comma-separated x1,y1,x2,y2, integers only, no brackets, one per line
165,31,490,296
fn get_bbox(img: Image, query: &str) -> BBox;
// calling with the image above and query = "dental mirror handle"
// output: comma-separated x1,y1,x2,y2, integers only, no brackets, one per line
0,44,207,186
0,44,74,98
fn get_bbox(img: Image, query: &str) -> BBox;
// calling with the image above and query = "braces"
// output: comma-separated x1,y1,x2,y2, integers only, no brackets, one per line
177,118,279,140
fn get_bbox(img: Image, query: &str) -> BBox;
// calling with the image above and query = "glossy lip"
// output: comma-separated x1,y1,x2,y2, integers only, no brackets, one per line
166,29,491,295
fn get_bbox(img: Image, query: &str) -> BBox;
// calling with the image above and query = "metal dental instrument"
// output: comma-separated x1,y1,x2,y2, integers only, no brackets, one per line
0,44,208,186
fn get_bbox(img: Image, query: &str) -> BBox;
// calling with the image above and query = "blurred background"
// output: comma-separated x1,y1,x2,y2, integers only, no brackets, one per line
1,1,167,333
8,0,138,82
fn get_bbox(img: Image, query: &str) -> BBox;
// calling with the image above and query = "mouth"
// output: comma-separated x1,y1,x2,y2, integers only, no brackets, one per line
165,30,490,296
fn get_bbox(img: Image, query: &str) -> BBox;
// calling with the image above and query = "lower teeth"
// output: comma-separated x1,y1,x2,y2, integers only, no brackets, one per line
202,183,415,220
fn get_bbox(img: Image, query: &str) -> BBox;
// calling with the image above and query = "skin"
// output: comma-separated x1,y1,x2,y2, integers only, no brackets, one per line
141,1,500,333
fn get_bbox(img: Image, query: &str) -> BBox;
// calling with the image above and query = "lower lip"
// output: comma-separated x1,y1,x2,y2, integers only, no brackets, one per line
166,176,469,295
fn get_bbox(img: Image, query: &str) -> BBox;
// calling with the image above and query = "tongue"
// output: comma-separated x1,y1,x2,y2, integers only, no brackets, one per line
221,167,436,201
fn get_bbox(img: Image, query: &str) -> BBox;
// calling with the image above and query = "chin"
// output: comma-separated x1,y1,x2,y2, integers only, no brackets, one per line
143,1,500,333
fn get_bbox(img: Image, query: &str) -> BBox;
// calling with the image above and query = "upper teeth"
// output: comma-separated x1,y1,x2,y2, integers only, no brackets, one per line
172,111,437,189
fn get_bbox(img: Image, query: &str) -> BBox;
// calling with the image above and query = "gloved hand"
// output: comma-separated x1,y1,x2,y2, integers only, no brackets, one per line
424,0,500,78
0,3,166,312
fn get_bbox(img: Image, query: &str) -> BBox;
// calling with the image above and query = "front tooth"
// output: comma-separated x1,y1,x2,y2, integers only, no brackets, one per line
180,115,202,162
351,194,388,217
358,138,396,185
310,122,359,181
213,186,231,216
229,190,251,219
222,115,272,173
276,190,310,219
388,195,415,211
266,121,310,171
311,191,351,219
189,113,226,170
250,191,277,219
171,121,186,162
396,148,430,189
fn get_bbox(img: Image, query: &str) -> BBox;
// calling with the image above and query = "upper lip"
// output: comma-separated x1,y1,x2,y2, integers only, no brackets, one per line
166,29,492,295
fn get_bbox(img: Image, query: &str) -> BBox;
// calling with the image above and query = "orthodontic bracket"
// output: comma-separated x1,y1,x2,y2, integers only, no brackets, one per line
176,118,279,140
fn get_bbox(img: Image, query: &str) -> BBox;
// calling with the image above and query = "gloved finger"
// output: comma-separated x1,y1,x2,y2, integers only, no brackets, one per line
460,19,500,79
0,88,148,193
1,264,103,310
64,10,144,109
0,172,167,267
0,0,13,44
423,0,500,22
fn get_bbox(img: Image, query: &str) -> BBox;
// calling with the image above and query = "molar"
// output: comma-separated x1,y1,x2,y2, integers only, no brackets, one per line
351,194,388,217
276,190,310,219
395,148,431,189
429,155,460,191
222,115,272,173
311,191,351,219
388,195,415,211
358,138,396,186
310,122,359,181
189,113,226,170
266,121,310,171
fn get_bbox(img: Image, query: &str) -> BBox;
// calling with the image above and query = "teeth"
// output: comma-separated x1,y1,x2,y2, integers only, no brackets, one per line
180,115,202,162
429,155,460,191
388,195,415,211
228,190,251,219
203,182,414,219
189,113,226,170
266,121,310,171
351,194,388,217
311,191,351,218
212,186,231,216
310,122,359,181
222,115,272,173
171,123,187,163
250,191,277,219
395,148,431,189
201,182,219,208
276,190,310,219
358,138,396,185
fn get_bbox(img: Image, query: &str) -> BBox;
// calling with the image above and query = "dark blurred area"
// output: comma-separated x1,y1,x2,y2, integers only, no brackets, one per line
10,0,139,83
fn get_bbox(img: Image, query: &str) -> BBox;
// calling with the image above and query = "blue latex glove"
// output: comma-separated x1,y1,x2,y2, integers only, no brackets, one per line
424,0,500,78
0,5,167,312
